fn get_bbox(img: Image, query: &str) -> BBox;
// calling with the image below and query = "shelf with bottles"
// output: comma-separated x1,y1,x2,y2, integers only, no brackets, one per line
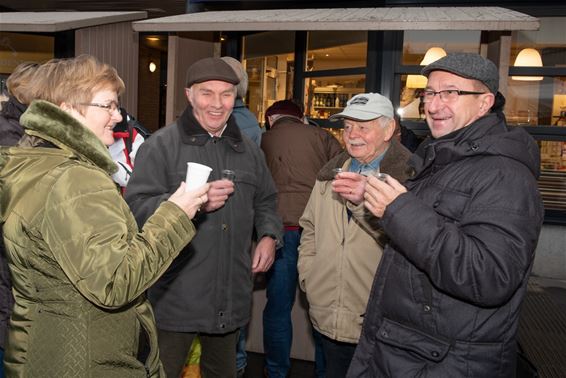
312,92,351,109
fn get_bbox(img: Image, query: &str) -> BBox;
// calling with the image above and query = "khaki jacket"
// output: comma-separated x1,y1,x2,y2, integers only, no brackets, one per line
0,101,195,377
298,140,411,343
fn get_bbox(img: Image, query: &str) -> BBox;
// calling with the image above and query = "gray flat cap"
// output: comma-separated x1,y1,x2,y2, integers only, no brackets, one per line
421,53,499,94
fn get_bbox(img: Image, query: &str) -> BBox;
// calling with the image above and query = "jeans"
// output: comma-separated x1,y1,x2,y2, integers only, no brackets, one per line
320,334,356,378
236,326,247,372
312,329,326,378
263,229,300,378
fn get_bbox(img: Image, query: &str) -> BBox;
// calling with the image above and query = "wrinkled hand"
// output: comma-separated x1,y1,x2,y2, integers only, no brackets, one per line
331,171,367,205
201,179,235,212
168,182,210,219
252,236,276,273
363,175,407,218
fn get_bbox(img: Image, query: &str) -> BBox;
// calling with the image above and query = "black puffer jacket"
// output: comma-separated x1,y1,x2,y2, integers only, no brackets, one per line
348,113,544,378
0,96,26,146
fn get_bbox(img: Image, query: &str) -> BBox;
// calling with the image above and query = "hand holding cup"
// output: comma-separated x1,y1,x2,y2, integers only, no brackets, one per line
331,171,367,205
185,162,213,192
364,174,407,218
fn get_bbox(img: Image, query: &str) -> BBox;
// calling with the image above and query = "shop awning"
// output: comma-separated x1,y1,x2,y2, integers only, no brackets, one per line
0,11,147,32
132,7,539,32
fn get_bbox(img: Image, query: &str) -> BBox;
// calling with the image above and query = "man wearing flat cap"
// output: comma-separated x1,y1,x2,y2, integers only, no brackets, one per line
125,57,282,378
347,53,543,377
297,93,411,378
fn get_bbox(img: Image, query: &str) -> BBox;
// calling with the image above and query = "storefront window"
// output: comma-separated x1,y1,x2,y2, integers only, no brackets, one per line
507,18,566,126
304,75,366,120
243,31,295,126
306,31,367,71
507,17,566,216
505,77,566,126
510,18,566,69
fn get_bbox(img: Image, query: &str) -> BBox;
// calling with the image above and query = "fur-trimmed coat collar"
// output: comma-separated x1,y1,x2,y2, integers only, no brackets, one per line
19,100,117,175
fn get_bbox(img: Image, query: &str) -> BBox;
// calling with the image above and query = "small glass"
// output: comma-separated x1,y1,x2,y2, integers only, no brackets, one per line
374,172,388,181
360,167,378,177
332,168,343,178
221,169,236,182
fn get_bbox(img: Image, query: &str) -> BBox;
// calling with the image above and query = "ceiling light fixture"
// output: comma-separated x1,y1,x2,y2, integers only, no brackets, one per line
406,47,447,89
512,48,543,81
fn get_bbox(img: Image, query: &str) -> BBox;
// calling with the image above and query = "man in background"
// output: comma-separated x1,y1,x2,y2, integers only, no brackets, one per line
221,56,263,146
261,99,343,377
220,56,263,377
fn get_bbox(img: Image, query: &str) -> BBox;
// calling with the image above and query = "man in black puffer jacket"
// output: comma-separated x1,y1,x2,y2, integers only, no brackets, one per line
347,53,544,377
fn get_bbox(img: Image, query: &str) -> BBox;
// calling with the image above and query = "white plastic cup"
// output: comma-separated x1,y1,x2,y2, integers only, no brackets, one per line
185,162,212,192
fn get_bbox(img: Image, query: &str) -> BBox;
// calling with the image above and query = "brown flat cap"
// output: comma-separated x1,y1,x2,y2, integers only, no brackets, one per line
186,57,240,87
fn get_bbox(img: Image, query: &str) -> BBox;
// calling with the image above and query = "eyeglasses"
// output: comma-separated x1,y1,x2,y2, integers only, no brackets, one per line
420,89,486,103
80,101,120,113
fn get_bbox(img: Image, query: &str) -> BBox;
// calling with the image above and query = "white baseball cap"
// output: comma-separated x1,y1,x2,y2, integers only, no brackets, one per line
329,93,394,121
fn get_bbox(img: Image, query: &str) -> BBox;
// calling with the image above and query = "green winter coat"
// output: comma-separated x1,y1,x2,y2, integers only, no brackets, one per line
0,100,196,377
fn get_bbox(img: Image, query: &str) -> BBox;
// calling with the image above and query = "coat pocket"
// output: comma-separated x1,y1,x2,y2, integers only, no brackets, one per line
376,318,451,362
432,189,471,222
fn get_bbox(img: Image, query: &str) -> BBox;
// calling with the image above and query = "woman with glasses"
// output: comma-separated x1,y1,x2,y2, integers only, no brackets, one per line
0,55,209,377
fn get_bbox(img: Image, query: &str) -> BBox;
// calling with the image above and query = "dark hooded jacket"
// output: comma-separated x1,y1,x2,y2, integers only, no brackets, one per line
0,95,27,351
347,113,544,378
0,96,26,146
125,104,282,334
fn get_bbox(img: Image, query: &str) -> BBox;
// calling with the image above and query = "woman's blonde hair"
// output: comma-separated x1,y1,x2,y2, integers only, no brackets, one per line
33,55,125,114
6,62,40,105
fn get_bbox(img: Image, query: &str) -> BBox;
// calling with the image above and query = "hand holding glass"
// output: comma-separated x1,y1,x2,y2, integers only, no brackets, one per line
221,169,235,182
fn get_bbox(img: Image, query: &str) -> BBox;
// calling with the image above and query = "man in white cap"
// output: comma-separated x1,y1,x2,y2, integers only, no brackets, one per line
348,53,544,377
297,93,411,378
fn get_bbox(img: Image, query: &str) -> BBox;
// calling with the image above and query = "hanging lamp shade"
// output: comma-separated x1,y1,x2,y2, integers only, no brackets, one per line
511,48,543,81
406,47,447,88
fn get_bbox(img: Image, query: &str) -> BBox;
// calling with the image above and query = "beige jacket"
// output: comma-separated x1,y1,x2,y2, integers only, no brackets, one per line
298,141,411,343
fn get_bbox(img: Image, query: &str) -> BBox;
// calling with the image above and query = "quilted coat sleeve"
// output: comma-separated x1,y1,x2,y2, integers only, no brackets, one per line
381,164,543,307
41,164,195,309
